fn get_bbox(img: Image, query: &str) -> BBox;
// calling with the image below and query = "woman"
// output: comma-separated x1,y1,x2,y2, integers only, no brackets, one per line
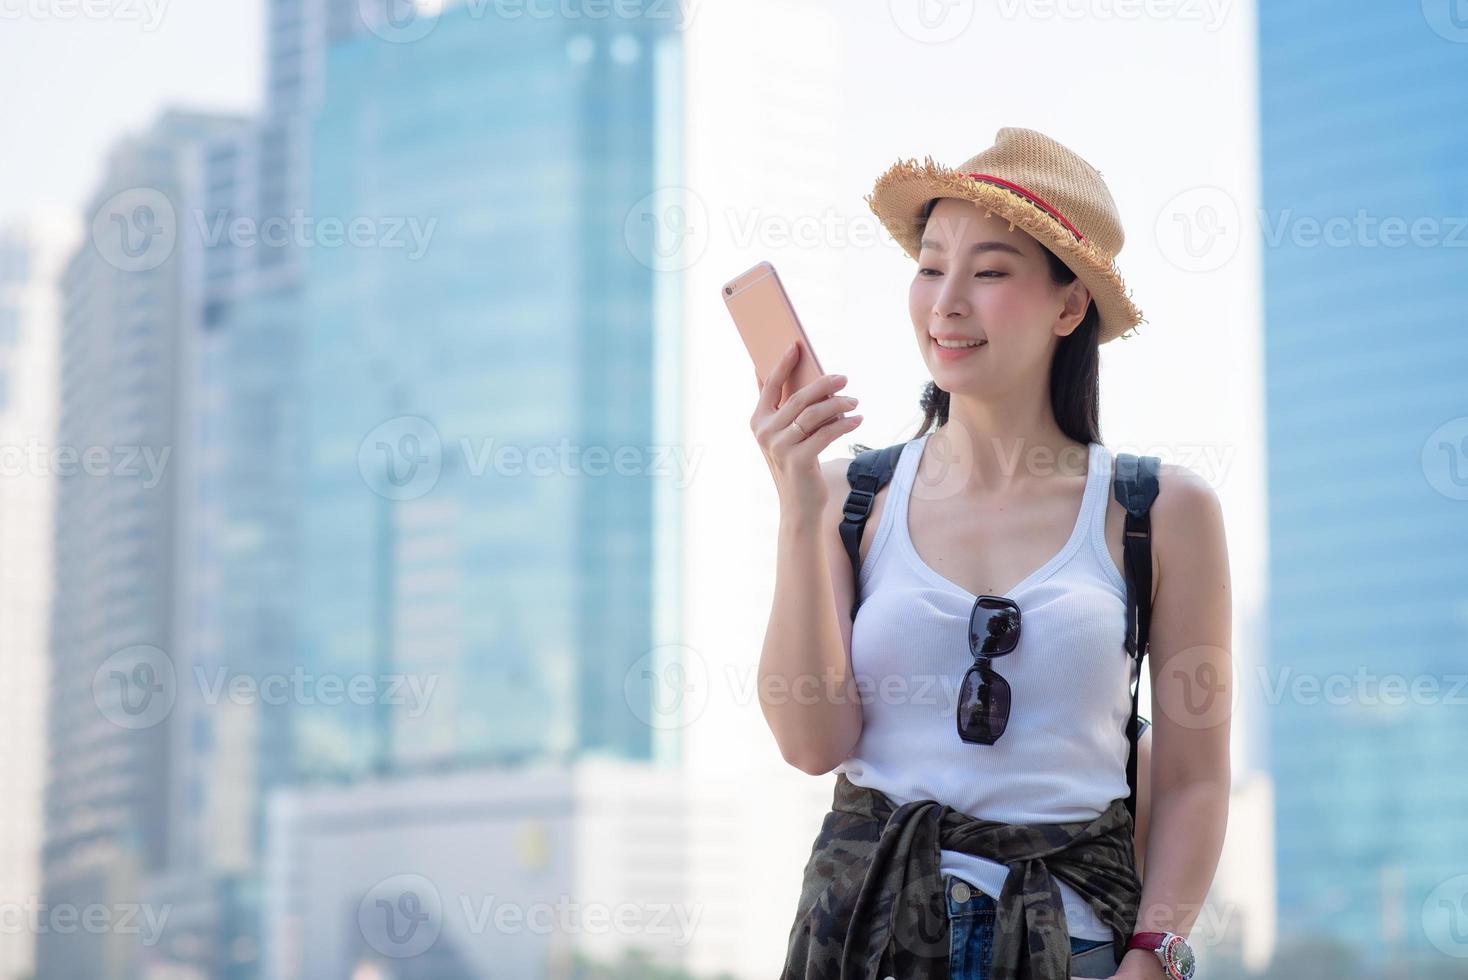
751,128,1231,980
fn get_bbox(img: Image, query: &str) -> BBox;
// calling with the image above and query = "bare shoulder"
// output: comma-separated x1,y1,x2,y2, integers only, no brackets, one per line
1151,459,1227,590
1152,460,1223,529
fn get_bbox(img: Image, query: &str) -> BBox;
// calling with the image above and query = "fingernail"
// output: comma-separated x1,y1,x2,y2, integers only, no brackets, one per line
787,342,798,355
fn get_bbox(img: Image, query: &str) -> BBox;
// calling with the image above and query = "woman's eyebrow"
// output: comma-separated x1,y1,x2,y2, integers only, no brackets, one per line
917,239,1026,257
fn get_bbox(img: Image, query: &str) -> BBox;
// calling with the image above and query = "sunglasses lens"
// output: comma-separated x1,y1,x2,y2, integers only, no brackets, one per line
958,664,1011,744
969,596,1020,657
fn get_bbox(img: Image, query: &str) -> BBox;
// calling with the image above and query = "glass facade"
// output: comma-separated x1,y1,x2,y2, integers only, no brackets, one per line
296,6,680,776
1259,2,1468,965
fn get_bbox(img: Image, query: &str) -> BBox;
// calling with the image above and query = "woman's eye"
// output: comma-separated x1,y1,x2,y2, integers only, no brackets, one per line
917,268,1004,278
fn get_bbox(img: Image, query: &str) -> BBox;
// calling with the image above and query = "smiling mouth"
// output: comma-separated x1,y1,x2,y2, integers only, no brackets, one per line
932,337,988,350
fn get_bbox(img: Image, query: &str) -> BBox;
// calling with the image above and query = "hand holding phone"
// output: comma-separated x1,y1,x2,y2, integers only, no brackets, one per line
738,302,863,523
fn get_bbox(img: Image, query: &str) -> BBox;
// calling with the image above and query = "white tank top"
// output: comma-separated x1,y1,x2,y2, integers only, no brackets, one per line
835,430,1135,940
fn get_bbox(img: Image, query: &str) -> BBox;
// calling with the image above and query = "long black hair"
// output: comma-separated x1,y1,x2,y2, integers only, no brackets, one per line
850,197,1102,454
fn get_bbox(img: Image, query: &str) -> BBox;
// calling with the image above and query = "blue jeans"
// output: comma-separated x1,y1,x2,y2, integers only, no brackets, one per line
944,872,1112,979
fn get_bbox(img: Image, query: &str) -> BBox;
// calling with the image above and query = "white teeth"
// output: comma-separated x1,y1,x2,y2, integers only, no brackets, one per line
935,338,986,349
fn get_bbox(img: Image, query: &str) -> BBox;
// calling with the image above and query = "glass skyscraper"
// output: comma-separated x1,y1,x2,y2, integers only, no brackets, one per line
295,2,683,777
45,110,252,980
1259,3,1468,968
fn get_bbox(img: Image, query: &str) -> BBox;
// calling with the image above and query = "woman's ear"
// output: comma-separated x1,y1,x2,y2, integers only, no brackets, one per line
1054,280,1092,338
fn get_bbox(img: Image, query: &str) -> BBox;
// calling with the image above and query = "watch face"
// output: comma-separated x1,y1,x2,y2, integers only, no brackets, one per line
1162,935,1196,980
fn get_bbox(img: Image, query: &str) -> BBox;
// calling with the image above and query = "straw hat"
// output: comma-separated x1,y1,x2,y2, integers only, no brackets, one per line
865,126,1145,344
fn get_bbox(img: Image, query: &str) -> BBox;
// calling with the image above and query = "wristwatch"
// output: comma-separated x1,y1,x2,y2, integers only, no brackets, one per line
1126,931,1196,980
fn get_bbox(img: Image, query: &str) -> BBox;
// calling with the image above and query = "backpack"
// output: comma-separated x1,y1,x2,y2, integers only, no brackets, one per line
838,438,1161,827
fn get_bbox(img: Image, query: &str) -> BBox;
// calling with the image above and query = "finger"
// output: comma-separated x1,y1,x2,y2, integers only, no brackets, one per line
770,371,848,432
757,342,800,415
790,412,863,455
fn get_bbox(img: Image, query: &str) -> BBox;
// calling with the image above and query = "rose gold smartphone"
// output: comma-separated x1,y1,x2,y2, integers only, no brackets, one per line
722,261,825,409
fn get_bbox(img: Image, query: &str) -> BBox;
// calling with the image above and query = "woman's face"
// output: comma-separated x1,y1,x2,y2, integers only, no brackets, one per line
908,196,1089,393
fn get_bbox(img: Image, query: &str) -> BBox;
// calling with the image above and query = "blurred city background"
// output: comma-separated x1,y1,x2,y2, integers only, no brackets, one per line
0,0,1465,977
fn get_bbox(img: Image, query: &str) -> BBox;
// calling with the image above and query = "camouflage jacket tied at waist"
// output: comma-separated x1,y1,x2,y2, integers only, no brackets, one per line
781,773,1142,980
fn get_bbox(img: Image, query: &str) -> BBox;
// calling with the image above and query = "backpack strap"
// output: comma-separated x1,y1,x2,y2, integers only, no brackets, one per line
839,442,909,622
1113,451,1161,828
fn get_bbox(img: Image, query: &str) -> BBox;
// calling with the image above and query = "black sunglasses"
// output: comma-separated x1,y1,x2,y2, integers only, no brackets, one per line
957,595,1021,745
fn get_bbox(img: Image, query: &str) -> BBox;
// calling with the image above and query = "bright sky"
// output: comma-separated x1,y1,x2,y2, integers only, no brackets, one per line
0,0,262,220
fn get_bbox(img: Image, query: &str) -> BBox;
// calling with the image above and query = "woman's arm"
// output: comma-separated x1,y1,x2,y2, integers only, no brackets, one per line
1134,722,1152,879
755,457,866,774
1117,463,1233,980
